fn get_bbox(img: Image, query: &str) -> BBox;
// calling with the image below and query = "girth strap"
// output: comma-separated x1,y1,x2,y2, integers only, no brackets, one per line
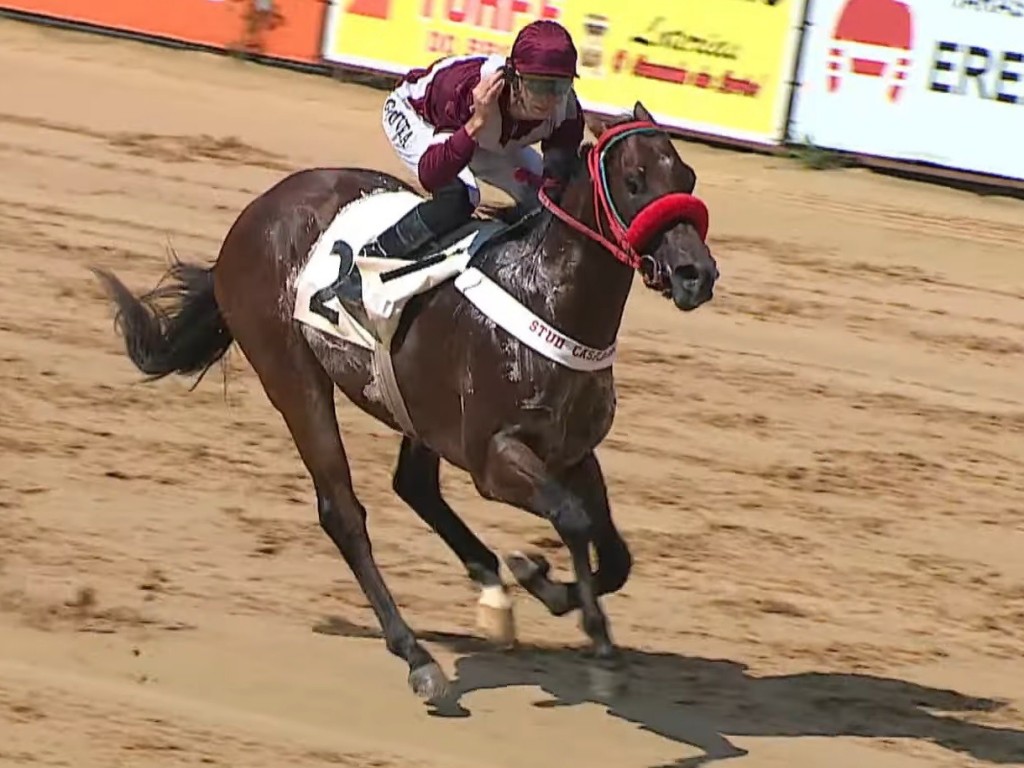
372,340,416,437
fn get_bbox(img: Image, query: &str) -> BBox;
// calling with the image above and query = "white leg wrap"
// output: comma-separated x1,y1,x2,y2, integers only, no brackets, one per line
476,585,516,647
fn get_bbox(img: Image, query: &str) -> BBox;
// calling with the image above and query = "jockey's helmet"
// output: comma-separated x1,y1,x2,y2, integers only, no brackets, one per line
508,20,577,100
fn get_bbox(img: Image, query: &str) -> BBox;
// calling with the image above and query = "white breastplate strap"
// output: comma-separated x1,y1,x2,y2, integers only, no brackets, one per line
453,267,616,371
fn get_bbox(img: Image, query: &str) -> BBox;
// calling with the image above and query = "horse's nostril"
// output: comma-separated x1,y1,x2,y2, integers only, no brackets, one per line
673,264,700,284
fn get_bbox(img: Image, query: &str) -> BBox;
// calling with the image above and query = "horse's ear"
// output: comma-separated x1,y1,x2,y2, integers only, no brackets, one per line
584,110,606,139
633,101,656,124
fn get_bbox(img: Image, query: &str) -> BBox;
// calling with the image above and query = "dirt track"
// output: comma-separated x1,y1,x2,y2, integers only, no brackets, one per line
1,18,1023,768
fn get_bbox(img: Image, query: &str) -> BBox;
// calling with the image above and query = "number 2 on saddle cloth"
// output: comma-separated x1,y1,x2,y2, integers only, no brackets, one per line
306,169,544,327
308,240,359,326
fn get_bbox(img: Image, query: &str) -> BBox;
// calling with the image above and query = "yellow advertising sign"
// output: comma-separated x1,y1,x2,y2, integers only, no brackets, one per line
322,0,807,143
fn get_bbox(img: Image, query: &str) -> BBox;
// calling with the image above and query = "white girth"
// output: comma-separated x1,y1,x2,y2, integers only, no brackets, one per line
454,267,617,372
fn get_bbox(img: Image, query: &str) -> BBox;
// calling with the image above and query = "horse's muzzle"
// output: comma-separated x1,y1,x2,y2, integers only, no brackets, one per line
669,263,716,311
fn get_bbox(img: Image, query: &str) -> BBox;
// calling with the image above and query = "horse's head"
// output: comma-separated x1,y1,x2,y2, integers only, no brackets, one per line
566,102,718,311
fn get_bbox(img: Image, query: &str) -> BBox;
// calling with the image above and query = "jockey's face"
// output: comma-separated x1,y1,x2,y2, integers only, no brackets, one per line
510,73,571,120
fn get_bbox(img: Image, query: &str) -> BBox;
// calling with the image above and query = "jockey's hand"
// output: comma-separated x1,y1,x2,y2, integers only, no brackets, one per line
513,167,544,190
513,168,565,203
542,148,575,185
467,71,504,136
541,175,566,203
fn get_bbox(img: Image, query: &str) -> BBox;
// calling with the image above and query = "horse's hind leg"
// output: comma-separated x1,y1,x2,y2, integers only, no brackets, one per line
392,437,516,646
239,330,448,702
506,451,632,618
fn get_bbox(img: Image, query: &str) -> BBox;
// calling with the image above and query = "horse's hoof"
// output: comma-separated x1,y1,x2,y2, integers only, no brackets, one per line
408,661,450,702
588,658,629,700
505,551,551,586
476,584,516,648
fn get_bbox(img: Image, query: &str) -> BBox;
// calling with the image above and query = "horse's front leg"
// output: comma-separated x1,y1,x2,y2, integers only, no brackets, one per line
474,432,625,696
504,451,632,619
391,435,515,647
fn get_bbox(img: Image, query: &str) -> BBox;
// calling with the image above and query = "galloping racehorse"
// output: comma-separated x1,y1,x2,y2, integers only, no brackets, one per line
93,102,719,703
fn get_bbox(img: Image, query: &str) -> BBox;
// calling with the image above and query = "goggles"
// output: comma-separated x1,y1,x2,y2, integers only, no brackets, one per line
519,75,572,98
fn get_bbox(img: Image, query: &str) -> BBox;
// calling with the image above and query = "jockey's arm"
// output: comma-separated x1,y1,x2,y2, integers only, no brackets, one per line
415,64,481,194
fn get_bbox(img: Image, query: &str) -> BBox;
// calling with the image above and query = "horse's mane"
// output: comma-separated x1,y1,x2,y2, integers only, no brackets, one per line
467,112,638,272
459,111,684,299
472,110,635,230
467,149,589,273
474,141,596,226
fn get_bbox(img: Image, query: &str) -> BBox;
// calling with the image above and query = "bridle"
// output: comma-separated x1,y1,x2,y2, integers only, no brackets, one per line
537,119,710,289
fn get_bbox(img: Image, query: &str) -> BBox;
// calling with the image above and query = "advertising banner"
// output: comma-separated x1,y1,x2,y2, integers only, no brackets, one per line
0,0,327,65
322,0,810,144
789,0,1024,180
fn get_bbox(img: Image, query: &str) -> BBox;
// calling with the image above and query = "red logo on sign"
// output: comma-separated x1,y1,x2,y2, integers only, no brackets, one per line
827,0,914,103
347,0,391,19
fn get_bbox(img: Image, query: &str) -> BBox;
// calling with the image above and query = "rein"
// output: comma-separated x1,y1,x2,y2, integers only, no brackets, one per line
537,119,710,288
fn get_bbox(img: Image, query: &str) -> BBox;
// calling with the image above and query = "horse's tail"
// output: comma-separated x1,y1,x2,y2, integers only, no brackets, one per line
92,252,233,389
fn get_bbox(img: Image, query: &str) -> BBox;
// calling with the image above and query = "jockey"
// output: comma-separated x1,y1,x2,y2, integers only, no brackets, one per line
359,19,585,261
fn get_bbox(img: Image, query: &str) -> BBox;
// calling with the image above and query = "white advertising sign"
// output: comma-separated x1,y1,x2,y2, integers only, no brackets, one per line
789,0,1024,180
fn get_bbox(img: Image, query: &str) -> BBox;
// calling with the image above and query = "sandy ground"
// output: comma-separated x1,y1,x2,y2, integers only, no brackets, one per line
1,17,1023,768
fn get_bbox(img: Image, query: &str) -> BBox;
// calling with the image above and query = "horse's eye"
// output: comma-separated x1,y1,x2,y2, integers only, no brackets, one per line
625,171,644,196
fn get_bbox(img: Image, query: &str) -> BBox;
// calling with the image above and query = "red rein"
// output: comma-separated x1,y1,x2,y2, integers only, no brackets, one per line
537,119,710,274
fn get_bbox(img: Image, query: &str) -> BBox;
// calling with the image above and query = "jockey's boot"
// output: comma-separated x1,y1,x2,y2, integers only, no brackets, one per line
313,204,441,330
359,204,438,260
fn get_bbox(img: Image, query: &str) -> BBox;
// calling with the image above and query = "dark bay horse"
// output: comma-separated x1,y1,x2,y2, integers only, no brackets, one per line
92,101,719,703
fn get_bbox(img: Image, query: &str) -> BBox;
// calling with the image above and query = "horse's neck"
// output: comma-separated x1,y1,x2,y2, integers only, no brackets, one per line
534,228,632,350
479,179,633,349
536,181,633,349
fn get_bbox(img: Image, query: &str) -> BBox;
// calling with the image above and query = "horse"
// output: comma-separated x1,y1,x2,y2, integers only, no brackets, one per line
92,100,719,704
